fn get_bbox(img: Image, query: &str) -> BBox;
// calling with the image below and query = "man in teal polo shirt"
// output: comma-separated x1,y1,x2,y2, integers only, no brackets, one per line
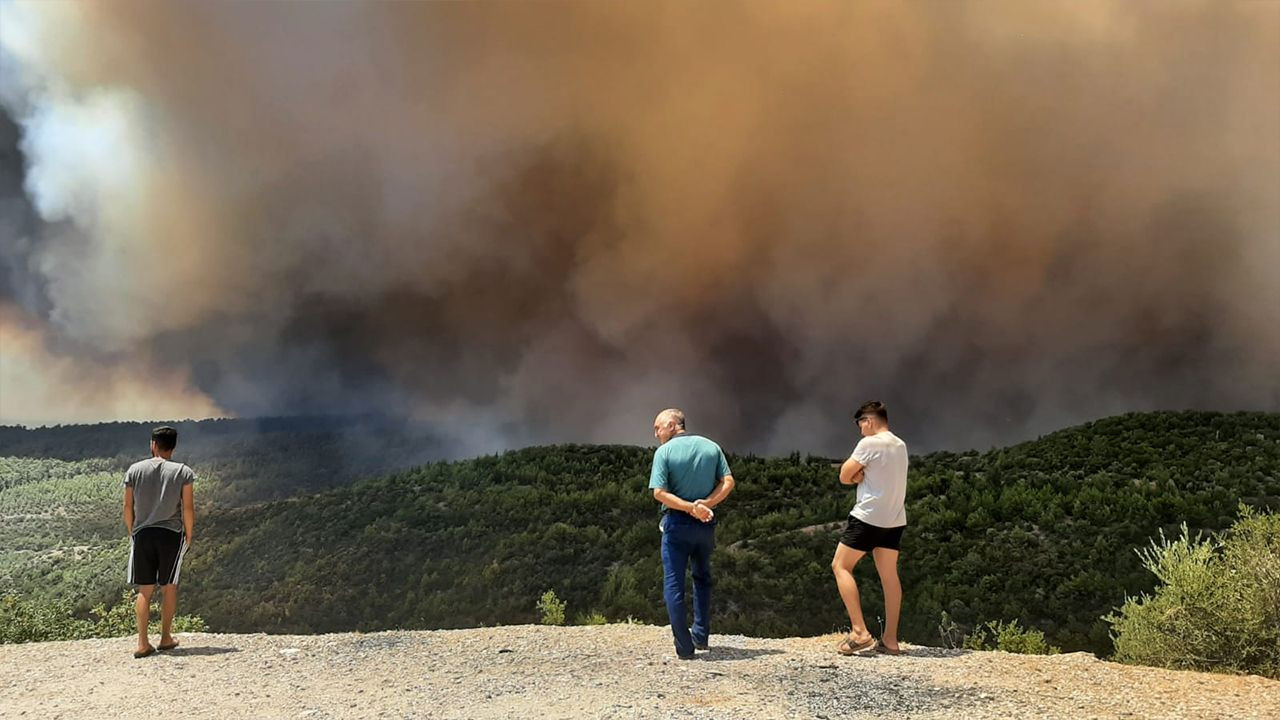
649,408,735,659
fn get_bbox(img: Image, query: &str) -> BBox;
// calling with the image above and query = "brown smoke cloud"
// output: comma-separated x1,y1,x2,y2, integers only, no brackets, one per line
1,0,1276,452
0,306,225,426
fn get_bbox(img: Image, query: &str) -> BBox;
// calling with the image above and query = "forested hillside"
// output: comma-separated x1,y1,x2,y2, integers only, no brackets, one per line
4,411,1276,654
0,416,449,610
180,411,1278,655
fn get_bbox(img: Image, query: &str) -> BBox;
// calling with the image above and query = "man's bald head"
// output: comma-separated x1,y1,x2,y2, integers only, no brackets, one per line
653,408,686,445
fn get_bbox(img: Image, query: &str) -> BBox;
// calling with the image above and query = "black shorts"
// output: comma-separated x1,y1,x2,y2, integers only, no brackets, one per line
839,516,905,552
128,527,189,586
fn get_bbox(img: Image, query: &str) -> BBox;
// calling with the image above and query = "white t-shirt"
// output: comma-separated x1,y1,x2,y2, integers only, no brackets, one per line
849,430,908,528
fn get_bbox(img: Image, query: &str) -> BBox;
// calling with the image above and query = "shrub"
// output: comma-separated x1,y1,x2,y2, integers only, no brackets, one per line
0,596,92,644
87,590,208,638
0,591,207,644
575,611,608,626
536,590,566,626
1106,506,1280,678
962,619,1061,655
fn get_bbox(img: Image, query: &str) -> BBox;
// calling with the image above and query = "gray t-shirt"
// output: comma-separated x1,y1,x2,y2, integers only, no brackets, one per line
123,458,194,535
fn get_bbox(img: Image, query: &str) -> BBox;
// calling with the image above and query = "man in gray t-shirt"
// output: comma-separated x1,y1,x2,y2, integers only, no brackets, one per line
123,426,195,658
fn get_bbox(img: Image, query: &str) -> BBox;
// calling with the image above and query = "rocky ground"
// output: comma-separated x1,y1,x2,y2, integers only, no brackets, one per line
2,624,1277,719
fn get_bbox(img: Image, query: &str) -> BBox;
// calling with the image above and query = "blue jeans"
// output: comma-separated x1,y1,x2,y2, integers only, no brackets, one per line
661,512,715,657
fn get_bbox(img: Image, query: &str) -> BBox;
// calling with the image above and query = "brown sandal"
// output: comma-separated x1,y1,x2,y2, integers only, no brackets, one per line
837,634,877,655
133,645,156,659
875,641,905,656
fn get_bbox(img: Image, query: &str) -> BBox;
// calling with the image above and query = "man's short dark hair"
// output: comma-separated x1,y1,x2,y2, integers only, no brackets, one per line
854,401,888,423
151,426,178,452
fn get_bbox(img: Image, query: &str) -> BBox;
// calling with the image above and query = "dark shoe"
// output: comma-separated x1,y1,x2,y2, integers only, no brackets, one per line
690,627,708,651
677,653,697,660
134,645,156,659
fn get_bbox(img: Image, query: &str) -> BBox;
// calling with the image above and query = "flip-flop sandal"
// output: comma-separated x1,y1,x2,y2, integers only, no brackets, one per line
134,645,156,659
158,641,180,651
837,634,877,656
875,642,905,656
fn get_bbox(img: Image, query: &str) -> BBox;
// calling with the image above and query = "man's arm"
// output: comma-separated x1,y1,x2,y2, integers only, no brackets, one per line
181,483,195,543
839,458,865,485
696,474,735,510
123,486,134,535
653,488,712,520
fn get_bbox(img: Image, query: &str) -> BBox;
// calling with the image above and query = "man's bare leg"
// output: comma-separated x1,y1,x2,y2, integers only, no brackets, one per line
873,547,902,651
159,584,179,648
135,586,154,653
831,543,873,644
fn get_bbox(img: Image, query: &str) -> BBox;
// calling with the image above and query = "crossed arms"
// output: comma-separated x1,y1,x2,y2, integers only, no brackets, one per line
839,458,865,485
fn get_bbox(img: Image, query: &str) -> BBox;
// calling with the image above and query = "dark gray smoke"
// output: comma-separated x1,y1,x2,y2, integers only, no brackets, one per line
1,1,1276,454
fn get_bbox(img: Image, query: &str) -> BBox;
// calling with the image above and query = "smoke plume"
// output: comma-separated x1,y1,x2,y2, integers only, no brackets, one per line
1,0,1277,453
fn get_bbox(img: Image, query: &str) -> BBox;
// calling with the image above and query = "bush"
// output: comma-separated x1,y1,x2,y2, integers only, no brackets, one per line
575,611,608,626
536,590,566,626
1,591,207,644
0,596,92,644
962,618,1060,655
87,590,208,638
1107,506,1280,678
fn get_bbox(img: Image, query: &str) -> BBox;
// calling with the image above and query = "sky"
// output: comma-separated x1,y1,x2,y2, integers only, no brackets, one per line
0,0,1277,455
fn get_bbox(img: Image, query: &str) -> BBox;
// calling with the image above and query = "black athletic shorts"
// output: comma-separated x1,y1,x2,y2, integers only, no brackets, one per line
128,527,188,586
839,516,905,552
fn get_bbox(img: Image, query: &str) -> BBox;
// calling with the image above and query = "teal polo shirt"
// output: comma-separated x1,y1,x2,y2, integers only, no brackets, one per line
648,434,731,502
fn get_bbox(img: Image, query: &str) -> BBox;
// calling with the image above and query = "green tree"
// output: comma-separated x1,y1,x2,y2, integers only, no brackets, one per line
537,590,566,626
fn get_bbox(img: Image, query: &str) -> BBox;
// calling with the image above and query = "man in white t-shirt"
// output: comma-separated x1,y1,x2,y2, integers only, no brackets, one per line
832,401,909,656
